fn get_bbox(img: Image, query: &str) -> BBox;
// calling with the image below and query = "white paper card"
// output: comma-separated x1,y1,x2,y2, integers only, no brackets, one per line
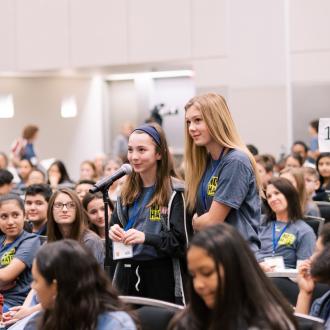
318,118,330,152
264,256,285,271
113,242,133,260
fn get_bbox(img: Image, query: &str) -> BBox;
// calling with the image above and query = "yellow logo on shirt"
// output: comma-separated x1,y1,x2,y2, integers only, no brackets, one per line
207,176,218,196
278,233,296,246
1,248,16,266
150,205,161,221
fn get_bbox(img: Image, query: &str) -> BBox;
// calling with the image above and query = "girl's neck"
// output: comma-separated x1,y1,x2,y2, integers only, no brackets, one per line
59,224,72,238
276,212,289,222
98,227,105,239
4,231,22,244
206,142,224,160
140,167,157,187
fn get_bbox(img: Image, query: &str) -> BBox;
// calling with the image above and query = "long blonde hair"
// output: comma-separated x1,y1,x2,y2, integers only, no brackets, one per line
120,123,172,207
184,93,261,211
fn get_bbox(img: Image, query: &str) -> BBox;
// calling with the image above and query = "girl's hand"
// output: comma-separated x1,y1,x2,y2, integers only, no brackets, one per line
259,262,275,273
297,259,315,294
109,224,125,242
123,229,145,245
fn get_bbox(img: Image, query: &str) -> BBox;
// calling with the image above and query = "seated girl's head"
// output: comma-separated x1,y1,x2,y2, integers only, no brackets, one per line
316,152,330,188
27,168,46,186
0,194,25,240
47,188,86,241
32,239,127,326
265,177,303,222
47,160,71,184
104,157,123,178
284,153,303,169
79,160,97,181
184,224,295,329
19,159,34,182
310,242,330,285
75,180,95,201
82,192,113,237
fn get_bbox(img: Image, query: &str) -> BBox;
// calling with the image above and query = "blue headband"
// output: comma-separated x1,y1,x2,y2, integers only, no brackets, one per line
132,125,161,146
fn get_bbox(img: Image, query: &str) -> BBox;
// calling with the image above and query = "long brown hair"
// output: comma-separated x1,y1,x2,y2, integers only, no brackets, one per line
170,224,297,330
184,93,261,212
120,123,172,207
47,188,87,242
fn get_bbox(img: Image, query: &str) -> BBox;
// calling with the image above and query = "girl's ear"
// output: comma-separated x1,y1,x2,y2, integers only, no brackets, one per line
156,152,162,161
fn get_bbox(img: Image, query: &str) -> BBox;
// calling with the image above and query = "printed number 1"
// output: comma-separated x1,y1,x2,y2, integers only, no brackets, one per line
326,126,330,140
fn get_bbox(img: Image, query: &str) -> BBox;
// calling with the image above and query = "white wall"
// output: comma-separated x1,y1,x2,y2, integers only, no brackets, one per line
0,0,329,163
0,77,104,180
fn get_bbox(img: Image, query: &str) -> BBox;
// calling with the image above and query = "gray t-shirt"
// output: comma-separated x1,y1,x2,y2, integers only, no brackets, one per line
256,219,316,268
196,149,261,251
82,230,105,266
0,231,41,307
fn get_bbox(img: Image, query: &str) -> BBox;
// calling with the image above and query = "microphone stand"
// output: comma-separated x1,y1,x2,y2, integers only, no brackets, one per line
101,185,112,278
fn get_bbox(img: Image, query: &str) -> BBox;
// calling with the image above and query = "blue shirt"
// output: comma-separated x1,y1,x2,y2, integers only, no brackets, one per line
0,231,41,307
196,149,261,251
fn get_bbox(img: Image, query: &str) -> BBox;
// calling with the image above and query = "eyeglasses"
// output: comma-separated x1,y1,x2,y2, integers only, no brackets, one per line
53,202,76,210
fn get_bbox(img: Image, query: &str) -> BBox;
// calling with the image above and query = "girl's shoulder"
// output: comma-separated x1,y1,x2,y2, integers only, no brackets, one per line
97,311,136,330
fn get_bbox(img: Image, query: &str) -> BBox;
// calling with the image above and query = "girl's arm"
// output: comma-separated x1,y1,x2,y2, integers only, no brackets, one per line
192,201,231,231
0,258,26,286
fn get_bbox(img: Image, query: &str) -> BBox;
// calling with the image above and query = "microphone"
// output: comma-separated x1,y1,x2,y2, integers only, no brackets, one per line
89,164,132,193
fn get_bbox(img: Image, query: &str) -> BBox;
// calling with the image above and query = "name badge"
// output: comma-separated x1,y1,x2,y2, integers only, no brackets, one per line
264,256,285,271
113,242,133,260
207,176,218,196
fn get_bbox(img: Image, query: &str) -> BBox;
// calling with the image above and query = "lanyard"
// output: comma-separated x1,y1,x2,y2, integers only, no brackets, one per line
124,187,154,231
201,148,226,211
0,234,20,254
272,222,288,255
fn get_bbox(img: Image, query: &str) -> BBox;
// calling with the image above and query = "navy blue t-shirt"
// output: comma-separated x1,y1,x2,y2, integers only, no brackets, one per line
196,149,261,251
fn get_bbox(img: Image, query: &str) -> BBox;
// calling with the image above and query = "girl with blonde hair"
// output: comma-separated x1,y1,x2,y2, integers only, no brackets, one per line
184,93,261,251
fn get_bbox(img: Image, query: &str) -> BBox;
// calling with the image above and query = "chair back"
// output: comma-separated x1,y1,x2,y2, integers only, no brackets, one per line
119,296,183,330
315,201,330,223
303,215,325,236
294,313,324,330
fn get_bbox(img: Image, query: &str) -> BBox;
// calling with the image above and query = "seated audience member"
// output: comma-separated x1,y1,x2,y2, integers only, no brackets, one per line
246,144,258,156
2,189,105,327
103,157,123,202
79,160,97,181
284,153,304,169
314,153,330,202
24,184,52,236
169,224,297,330
291,141,309,164
26,169,46,187
93,153,107,180
0,194,40,310
255,155,274,190
296,223,330,328
75,179,96,201
257,177,316,270
16,159,34,194
47,160,75,190
280,167,316,217
47,188,104,266
27,240,136,329
303,167,321,217
0,152,9,170
0,169,14,195
82,192,114,240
